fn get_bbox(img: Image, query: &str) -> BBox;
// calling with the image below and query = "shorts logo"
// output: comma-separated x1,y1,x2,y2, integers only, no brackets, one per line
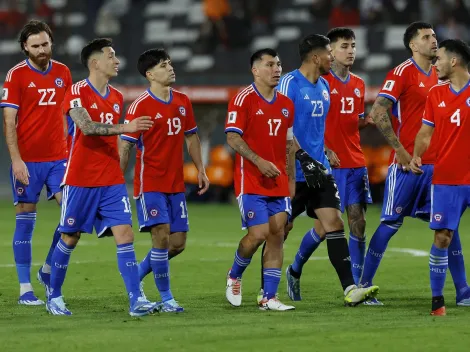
467,97,470,107
354,88,361,97
281,108,289,117
113,103,120,113
55,78,64,88
434,213,442,222
150,209,158,217
322,89,329,101
179,106,186,116
396,207,402,214
247,211,255,219
67,217,75,226
16,187,24,195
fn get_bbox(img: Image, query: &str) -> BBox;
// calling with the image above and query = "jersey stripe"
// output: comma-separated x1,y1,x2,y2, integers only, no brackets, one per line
128,91,149,115
71,80,87,95
234,86,254,107
6,61,27,82
278,74,294,96
393,60,412,76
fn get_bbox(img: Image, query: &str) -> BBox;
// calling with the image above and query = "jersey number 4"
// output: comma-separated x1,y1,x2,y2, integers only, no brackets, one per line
38,88,56,106
451,109,461,126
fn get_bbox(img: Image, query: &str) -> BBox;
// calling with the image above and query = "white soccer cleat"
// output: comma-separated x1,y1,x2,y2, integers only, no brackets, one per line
344,284,379,306
259,297,295,311
226,270,242,307
257,288,280,304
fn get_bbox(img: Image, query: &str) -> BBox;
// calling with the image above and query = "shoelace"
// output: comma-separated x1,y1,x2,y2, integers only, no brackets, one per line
231,279,241,295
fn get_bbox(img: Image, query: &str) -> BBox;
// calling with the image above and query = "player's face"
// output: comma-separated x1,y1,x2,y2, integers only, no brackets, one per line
318,45,334,75
96,47,120,78
435,48,453,80
24,31,52,69
148,59,175,86
331,38,356,67
410,28,438,59
252,55,282,88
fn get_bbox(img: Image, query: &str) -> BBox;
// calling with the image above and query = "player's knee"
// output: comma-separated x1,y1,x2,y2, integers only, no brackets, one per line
284,222,294,241
151,224,170,248
247,228,269,247
349,217,366,238
434,230,452,248
62,232,80,246
169,233,187,257
321,216,344,233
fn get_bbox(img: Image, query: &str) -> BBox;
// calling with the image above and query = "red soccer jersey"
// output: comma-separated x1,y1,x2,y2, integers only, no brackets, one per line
324,71,365,168
423,81,470,185
378,58,439,165
121,89,198,197
1,59,71,162
225,84,294,197
62,79,124,187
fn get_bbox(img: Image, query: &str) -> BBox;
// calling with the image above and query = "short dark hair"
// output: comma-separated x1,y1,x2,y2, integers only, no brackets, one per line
80,38,113,68
250,48,279,67
439,39,470,67
326,27,355,44
299,34,330,62
18,20,53,55
137,48,171,78
403,21,433,53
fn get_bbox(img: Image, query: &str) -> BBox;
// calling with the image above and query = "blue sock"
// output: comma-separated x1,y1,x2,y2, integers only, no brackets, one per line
117,243,140,305
448,229,468,294
291,228,322,274
139,252,152,281
360,221,401,286
150,248,173,302
50,239,75,299
230,250,251,279
45,225,61,267
13,212,36,285
263,268,281,299
349,233,366,285
430,244,448,297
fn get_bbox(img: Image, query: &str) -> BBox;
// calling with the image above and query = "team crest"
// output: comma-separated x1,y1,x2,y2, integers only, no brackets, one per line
322,89,329,101
16,187,24,195
55,78,64,88
179,106,186,116
281,108,289,117
354,88,361,97
467,97,470,107
434,213,442,222
247,211,255,219
396,206,402,214
150,209,158,217
67,217,75,226
113,103,120,113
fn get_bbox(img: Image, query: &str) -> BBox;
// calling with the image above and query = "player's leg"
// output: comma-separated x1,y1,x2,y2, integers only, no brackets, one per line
449,229,470,305
100,185,157,317
11,162,44,305
169,232,186,259
226,195,270,307
259,198,294,311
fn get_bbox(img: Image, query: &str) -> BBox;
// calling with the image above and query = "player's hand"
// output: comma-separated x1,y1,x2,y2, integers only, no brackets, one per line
296,149,328,189
365,115,375,126
197,170,210,195
410,156,424,175
395,146,412,172
255,158,281,178
124,116,154,133
12,158,30,185
326,149,340,168
289,179,296,199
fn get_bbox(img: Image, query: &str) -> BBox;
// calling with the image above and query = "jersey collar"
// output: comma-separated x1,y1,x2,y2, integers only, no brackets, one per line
329,69,350,84
26,59,52,75
251,83,276,104
449,78,470,96
147,88,173,104
86,78,110,99
410,58,432,76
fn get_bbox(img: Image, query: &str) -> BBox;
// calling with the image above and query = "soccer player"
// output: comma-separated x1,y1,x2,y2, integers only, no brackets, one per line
359,22,470,306
323,27,372,285
1,20,72,305
224,48,296,311
410,39,470,316
46,38,157,316
119,49,210,312
263,34,379,306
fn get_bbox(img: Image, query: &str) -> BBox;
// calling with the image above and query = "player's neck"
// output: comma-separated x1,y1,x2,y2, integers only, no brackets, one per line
253,82,275,101
88,74,109,96
28,58,50,72
411,55,432,74
149,84,171,102
331,62,350,80
449,70,470,92
299,64,321,84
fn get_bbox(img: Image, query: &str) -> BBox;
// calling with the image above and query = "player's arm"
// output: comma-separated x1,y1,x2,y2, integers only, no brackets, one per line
69,107,153,136
410,96,435,175
324,145,340,167
293,137,328,189
185,132,209,195
118,139,135,173
286,134,296,198
3,107,29,185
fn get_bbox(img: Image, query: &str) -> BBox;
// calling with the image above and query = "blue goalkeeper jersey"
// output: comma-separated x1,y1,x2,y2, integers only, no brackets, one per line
277,69,331,182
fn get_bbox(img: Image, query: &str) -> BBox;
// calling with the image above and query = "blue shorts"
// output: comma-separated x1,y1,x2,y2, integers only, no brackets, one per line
59,184,132,237
238,194,291,230
332,167,373,213
381,164,433,222
10,159,66,205
430,185,470,231
136,192,189,233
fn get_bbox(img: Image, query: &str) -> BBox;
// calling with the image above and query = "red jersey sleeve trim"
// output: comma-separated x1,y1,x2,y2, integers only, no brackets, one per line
121,134,138,143
0,102,19,109
377,92,397,103
225,127,243,135
184,126,198,135
422,119,435,127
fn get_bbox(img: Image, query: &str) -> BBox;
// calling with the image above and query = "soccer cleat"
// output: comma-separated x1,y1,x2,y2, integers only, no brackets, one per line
363,297,384,306
46,296,71,315
226,269,242,307
431,306,446,316
18,291,45,306
129,297,158,317
456,287,470,306
139,281,148,301
37,267,50,299
285,265,302,301
159,299,184,313
344,284,379,306
259,297,295,311
257,289,280,304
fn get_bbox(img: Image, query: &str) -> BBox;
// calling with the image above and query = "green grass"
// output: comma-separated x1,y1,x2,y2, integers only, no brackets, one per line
1,200,470,351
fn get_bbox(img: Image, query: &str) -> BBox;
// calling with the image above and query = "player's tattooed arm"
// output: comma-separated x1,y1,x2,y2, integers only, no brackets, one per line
369,97,402,149
286,139,295,181
119,139,135,173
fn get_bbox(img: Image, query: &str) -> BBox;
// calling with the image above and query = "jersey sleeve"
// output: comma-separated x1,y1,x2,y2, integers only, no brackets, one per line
422,92,435,127
65,67,73,90
183,96,198,135
277,75,297,103
63,84,87,116
286,100,295,140
225,95,248,135
377,68,405,104
121,99,141,143
358,80,365,119
0,71,22,110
